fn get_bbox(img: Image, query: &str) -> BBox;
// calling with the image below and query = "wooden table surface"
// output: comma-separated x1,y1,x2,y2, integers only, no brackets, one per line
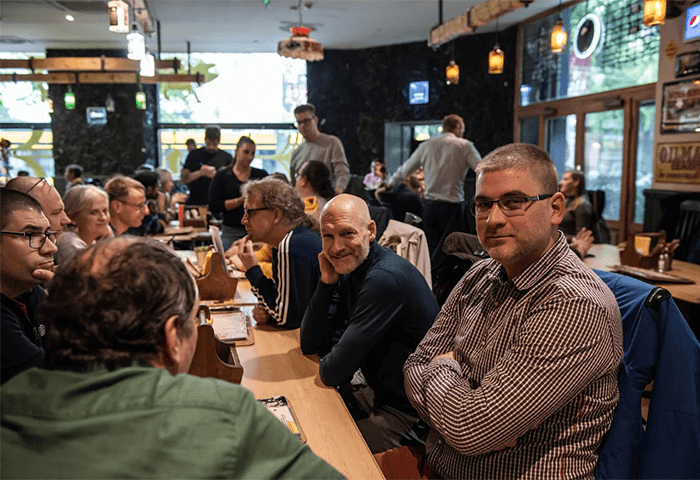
584,244,700,305
234,281,384,479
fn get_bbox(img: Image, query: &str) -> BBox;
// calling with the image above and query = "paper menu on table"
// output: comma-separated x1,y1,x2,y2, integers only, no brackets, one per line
258,396,305,442
211,311,248,341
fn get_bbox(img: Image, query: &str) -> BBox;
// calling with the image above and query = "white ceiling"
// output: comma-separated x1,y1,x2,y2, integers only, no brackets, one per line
0,0,557,54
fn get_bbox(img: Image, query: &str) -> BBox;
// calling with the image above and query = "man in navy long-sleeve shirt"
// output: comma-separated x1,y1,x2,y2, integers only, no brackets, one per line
301,194,439,453
237,178,322,329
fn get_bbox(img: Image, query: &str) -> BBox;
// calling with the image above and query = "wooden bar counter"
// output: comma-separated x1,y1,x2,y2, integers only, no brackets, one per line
233,282,384,479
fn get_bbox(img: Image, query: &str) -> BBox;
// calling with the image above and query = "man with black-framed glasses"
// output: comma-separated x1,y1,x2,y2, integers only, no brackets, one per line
290,104,350,195
405,143,623,479
0,188,58,383
6,176,71,234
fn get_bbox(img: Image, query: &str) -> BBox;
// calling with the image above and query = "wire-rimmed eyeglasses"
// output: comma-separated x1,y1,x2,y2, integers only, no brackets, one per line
468,194,554,217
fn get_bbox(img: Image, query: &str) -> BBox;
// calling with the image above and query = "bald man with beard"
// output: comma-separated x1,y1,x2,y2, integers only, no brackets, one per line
301,194,439,454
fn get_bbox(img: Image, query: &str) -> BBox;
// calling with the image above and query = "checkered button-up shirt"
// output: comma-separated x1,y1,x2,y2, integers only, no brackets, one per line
404,233,623,479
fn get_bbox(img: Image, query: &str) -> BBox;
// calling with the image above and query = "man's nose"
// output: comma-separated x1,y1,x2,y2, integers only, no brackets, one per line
42,236,58,255
485,203,507,225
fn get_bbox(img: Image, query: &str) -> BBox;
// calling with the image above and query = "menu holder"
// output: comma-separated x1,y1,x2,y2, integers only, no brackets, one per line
180,204,207,229
620,231,666,269
188,320,244,384
211,310,255,347
196,252,239,301
258,396,306,443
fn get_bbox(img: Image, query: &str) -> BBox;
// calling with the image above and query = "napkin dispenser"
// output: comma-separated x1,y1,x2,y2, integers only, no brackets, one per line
620,231,667,269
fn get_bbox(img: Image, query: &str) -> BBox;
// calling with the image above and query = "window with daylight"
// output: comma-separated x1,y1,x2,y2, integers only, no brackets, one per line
520,0,659,106
158,52,307,178
0,53,54,180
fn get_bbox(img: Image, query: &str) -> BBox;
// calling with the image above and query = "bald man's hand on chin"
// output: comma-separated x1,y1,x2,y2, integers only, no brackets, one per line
318,251,339,285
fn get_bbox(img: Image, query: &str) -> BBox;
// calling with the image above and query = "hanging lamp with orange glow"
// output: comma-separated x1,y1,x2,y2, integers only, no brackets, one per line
446,41,459,85
643,0,666,26
551,0,567,53
489,17,504,75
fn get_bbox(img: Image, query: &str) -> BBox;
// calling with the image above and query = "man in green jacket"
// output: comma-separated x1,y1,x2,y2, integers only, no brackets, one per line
1,236,343,479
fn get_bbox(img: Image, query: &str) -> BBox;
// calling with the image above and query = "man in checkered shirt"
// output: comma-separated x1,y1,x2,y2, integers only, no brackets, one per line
404,143,623,479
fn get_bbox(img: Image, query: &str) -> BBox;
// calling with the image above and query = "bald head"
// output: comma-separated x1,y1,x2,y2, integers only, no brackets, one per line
6,177,71,232
321,194,371,227
320,194,376,275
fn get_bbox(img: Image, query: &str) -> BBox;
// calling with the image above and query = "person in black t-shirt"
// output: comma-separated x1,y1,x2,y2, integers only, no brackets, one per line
181,127,233,205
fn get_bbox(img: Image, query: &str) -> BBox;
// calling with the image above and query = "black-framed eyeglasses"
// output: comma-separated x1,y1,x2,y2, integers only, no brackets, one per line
0,230,59,249
469,194,554,217
294,116,315,128
25,177,47,195
243,207,271,217
119,199,148,210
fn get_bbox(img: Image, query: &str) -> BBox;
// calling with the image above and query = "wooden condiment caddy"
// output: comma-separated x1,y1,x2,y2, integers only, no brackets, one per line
196,252,238,301
620,231,666,269
188,310,244,384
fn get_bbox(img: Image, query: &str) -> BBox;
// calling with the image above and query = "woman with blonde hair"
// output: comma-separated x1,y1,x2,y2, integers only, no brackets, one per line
56,185,112,264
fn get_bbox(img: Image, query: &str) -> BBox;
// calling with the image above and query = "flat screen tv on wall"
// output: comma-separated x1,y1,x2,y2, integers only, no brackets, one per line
409,81,429,105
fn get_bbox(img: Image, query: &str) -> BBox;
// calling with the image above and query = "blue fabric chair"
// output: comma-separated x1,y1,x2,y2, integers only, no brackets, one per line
594,270,700,479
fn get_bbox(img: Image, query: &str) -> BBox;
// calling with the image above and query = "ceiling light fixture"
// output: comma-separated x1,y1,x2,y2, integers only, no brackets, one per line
140,51,155,77
551,0,568,53
643,0,666,26
278,0,324,61
489,16,504,75
108,0,129,33
127,24,145,60
135,88,147,110
65,14,75,22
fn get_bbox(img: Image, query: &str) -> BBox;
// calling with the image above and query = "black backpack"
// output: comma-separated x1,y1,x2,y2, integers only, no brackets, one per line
432,233,489,306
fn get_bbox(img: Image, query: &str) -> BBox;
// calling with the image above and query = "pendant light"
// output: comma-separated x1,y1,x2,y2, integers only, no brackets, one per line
643,0,666,26
127,24,145,60
446,42,459,85
489,16,504,75
135,89,147,110
108,0,129,33
140,51,155,77
64,86,76,110
551,0,567,53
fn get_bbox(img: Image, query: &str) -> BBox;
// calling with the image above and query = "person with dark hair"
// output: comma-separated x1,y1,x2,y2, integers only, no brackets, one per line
294,160,334,220
104,175,148,235
379,114,482,265
363,161,387,190
132,169,166,235
301,194,439,454
64,164,84,191
0,188,58,384
185,138,197,152
290,104,350,195
181,126,233,205
0,237,342,479
404,143,622,479
236,177,321,329
559,169,593,239
209,136,267,249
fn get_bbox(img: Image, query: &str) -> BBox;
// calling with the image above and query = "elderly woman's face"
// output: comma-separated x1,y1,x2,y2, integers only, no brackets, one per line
75,195,111,240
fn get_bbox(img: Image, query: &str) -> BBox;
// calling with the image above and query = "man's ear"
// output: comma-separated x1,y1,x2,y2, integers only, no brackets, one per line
272,207,282,224
550,192,566,225
161,315,189,375
368,220,377,242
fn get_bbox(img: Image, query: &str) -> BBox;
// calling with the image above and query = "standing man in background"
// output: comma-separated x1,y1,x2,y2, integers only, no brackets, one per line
181,127,233,205
290,104,350,195
379,114,481,264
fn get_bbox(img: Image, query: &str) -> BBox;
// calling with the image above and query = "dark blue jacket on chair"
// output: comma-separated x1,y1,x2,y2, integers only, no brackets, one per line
594,270,700,479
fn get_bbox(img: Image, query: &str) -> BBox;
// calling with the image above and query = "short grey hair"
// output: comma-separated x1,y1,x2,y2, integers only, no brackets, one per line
476,143,559,194
63,185,109,223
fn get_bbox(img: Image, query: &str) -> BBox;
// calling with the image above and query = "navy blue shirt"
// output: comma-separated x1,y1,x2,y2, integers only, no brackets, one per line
1,286,45,384
301,242,439,415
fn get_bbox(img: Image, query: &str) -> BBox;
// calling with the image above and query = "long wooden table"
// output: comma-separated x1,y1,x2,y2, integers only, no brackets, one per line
584,244,700,305
233,281,384,479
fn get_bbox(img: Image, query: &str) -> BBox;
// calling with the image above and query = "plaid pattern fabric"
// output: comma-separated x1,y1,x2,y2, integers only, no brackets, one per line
404,233,623,479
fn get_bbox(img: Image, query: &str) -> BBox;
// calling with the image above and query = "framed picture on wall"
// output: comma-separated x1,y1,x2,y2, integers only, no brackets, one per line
676,51,700,78
661,79,700,133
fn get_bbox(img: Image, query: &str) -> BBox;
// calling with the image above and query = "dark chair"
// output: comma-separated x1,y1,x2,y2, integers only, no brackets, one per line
588,190,611,244
594,270,700,479
673,200,700,262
